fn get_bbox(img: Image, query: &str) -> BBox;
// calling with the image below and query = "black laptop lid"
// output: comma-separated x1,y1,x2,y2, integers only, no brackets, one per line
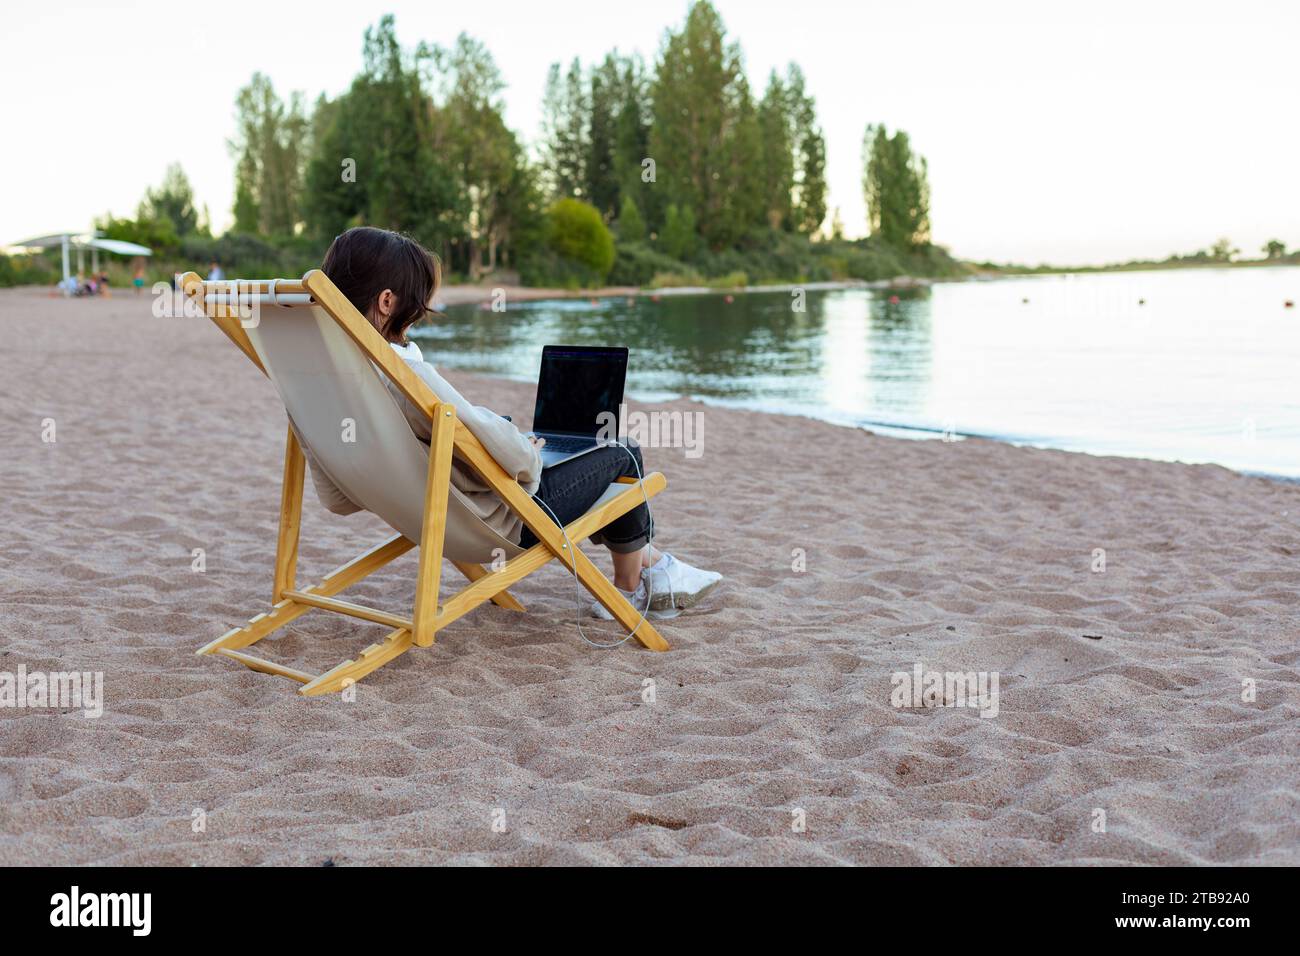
532,345,628,437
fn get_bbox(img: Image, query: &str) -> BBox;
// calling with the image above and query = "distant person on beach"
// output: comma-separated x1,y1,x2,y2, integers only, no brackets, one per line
307,226,722,617
133,259,146,294
206,261,224,281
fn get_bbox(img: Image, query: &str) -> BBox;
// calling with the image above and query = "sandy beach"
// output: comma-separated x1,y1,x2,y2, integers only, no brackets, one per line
0,286,1296,866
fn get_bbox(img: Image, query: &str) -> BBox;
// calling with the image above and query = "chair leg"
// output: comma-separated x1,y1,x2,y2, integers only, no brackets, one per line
476,464,671,652
571,548,670,651
412,404,456,647
273,425,306,605
198,534,414,656
199,421,668,694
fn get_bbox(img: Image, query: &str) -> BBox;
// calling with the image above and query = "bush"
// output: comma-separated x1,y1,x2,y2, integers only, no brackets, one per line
0,253,60,287
821,256,850,280
706,271,748,289
516,217,968,289
677,230,967,286
838,242,908,282
607,242,688,286
659,204,697,260
648,270,707,289
518,249,601,290
546,198,615,281
831,239,967,282
98,215,180,255
169,232,326,280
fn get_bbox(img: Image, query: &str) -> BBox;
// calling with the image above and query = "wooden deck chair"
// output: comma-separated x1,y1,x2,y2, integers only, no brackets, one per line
181,269,669,697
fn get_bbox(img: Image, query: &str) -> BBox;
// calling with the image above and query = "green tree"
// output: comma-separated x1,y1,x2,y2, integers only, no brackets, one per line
585,55,623,219
96,212,179,253
611,56,653,226
300,93,350,237
659,203,697,259
1210,237,1239,262
618,194,646,242
493,154,547,273
232,152,259,235
547,198,615,279
863,124,931,250
830,206,845,241
426,33,534,277
540,51,652,226
540,59,589,200
785,65,827,236
1263,238,1287,259
301,16,461,249
757,72,794,230
229,73,308,235
649,1,764,249
138,163,199,236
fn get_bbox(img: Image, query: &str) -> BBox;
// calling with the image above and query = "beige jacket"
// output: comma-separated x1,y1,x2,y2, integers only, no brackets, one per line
296,342,541,545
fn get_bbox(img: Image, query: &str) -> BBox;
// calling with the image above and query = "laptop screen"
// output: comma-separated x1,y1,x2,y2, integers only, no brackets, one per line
532,345,628,437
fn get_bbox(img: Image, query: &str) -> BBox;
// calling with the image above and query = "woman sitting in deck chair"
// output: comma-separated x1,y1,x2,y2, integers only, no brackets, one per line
307,226,722,619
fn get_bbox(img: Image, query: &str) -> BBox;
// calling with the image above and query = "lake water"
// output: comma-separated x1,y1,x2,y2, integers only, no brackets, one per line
412,266,1300,478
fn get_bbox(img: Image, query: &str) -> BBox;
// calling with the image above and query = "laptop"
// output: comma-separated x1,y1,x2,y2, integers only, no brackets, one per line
527,345,628,469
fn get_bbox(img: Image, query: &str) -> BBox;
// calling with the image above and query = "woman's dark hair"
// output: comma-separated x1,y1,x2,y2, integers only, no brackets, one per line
321,227,441,344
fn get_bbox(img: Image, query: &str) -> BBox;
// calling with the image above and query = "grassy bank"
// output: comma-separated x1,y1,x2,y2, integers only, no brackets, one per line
1,229,970,293
972,251,1300,277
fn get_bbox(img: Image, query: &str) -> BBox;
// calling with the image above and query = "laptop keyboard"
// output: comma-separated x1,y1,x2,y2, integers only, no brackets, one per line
538,434,595,453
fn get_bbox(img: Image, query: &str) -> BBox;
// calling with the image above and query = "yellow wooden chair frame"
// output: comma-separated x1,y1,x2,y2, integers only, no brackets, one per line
181,269,668,697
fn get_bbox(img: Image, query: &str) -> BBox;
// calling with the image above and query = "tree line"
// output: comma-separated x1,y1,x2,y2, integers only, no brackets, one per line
94,1,949,288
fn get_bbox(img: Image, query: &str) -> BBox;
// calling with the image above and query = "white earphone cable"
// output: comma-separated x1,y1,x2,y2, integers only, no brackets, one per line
529,441,673,649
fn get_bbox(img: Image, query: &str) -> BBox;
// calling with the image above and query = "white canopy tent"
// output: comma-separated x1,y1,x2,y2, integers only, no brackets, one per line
8,232,152,293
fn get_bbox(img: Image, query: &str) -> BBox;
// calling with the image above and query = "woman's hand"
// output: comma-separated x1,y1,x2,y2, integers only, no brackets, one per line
528,435,546,449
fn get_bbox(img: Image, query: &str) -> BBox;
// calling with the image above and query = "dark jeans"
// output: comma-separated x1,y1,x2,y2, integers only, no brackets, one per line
519,442,651,553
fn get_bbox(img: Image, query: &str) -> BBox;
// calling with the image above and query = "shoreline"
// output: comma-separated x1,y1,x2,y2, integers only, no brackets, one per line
434,261,1299,306
7,281,1293,482
7,259,1295,306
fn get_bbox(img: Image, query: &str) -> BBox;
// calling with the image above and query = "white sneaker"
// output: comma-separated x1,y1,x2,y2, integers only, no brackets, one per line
589,578,672,621
644,552,723,611
589,553,723,619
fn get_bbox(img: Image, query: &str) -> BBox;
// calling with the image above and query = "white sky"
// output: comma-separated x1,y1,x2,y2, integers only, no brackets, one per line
1,0,1295,265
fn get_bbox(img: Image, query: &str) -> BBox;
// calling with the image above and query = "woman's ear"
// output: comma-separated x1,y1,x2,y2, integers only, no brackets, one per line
376,289,396,318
